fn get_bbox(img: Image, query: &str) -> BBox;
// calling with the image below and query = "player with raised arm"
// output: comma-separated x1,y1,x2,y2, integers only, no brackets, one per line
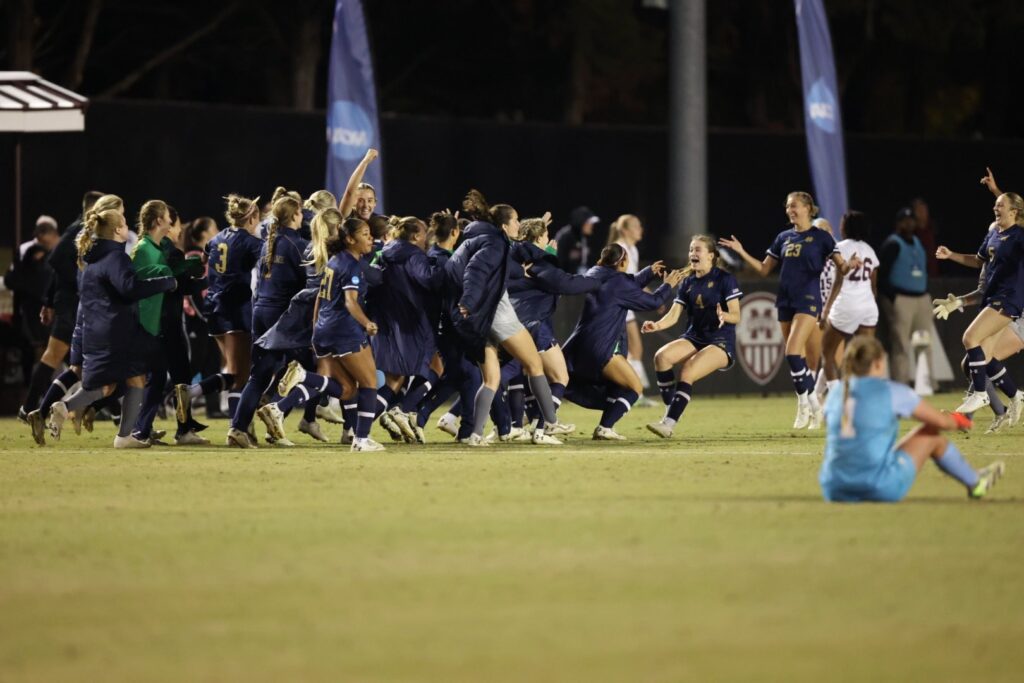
720,191,847,430
934,176,1024,416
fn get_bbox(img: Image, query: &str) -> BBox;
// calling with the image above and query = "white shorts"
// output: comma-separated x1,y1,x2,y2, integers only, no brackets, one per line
828,302,879,336
1010,318,1024,344
488,291,526,345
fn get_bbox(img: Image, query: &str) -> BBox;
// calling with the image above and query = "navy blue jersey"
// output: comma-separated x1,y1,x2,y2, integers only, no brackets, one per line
256,244,322,351
313,251,367,344
562,265,673,380
767,226,838,309
977,225,1024,315
204,227,262,314
674,267,742,343
254,229,310,310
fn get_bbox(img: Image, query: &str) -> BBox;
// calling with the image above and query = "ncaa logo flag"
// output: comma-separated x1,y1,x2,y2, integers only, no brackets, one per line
326,0,384,210
795,0,848,227
735,292,785,386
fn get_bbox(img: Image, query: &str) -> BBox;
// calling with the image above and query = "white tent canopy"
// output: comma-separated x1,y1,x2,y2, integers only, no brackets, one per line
1,72,88,245
0,71,87,132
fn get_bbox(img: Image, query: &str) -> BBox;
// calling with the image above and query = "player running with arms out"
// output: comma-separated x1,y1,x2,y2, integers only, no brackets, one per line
720,191,848,430
642,235,742,438
818,211,877,396
934,184,1024,417
275,218,385,452
820,336,1004,502
562,245,685,440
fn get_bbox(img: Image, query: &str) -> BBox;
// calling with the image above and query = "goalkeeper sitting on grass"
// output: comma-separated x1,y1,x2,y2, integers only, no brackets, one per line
819,336,1004,502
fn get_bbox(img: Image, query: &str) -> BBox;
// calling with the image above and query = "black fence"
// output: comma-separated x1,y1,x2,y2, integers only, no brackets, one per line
3,99,1024,262
3,100,1023,409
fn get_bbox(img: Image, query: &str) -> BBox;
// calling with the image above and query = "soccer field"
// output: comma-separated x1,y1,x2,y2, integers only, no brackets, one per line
2,393,1022,682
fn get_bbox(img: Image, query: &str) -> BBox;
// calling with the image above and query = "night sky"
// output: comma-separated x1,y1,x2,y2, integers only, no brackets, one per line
4,0,1023,139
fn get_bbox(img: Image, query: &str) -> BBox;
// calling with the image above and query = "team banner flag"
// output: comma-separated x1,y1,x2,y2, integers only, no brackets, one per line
794,0,847,227
325,0,384,209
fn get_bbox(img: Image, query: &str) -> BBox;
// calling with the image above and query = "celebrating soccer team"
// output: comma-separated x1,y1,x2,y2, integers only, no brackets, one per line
18,152,1017,501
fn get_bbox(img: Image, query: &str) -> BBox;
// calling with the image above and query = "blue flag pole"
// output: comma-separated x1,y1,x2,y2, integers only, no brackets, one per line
794,0,848,227
325,0,384,211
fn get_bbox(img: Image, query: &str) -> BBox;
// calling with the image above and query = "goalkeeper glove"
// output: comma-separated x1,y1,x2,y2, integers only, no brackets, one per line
948,411,973,432
932,293,964,320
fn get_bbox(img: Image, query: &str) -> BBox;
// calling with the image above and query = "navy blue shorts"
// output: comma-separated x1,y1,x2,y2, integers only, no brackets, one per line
530,320,559,352
681,333,736,370
51,302,77,344
983,295,1023,320
314,336,369,359
207,300,252,336
776,287,822,322
776,303,821,322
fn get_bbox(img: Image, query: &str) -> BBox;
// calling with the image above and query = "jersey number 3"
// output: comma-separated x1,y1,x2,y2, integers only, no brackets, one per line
214,242,229,274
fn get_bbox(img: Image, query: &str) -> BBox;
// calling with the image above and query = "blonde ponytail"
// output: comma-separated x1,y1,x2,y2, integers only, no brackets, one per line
264,195,301,278
839,337,885,434
77,208,122,269
306,208,344,274
224,194,259,227
304,189,337,213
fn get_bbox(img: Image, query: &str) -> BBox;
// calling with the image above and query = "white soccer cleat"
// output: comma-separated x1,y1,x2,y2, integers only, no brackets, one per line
113,434,151,449
792,397,810,429
969,461,1006,499
646,420,674,439
272,436,296,448
531,430,563,445
436,412,458,437
378,410,405,441
47,402,68,441
257,403,287,441
985,413,1010,434
1008,391,1024,426
543,421,575,436
510,426,533,442
956,389,991,414
226,427,256,449
351,437,386,452
174,430,210,446
316,398,345,424
339,428,354,445
277,360,307,399
406,412,426,443
593,425,626,441
388,407,417,443
298,418,328,442
807,404,824,430
460,433,490,447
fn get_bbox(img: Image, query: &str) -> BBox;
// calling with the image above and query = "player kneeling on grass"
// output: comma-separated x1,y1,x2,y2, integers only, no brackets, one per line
820,336,1004,502
642,235,742,438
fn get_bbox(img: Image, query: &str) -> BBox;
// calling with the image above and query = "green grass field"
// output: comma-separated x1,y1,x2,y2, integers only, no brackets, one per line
1,393,1022,682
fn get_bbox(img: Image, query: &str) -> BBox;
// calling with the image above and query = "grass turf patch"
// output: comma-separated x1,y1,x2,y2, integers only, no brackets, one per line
1,393,1022,682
